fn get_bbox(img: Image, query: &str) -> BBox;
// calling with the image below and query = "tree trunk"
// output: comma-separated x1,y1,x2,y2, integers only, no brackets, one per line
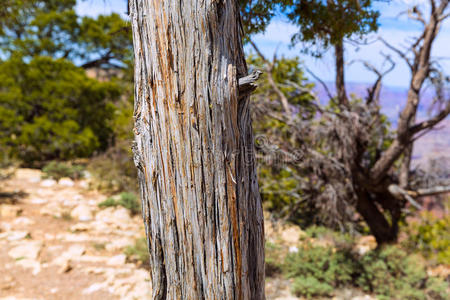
334,39,348,106
129,1,265,299
355,184,401,245
399,143,413,188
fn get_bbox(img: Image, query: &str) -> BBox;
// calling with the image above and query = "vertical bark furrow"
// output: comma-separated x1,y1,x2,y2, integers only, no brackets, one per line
130,0,264,298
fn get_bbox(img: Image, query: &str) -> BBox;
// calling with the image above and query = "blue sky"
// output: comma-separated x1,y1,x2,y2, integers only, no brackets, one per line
76,0,450,88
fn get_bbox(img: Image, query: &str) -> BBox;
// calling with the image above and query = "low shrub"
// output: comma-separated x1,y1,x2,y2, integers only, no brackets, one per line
87,140,138,193
98,192,141,215
357,246,448,300
42,161,85,180
125,237,149,267
401,204,450,265
285,242,448,299
117,192,141,215
265,242,284,277
285,243,357,297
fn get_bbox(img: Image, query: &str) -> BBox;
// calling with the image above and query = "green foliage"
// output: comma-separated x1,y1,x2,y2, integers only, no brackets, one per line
0,56,120,164
281,0,379,55
98,192,141,215
284,239,448,299
291,275,334,298
98,197,117,208
0,0,132,67
304,225,354,247
87,140,138,194
117,192,141,215
239,0,278,40
265,242,284,277
125,237,149,266
402,206,450,265
0,0,79,58
78,13,133,69
357,247,448,300
285,244,357,297
42,161,84,180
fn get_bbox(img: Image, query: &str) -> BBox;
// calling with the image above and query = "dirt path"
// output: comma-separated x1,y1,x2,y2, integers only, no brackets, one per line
0,169,151,300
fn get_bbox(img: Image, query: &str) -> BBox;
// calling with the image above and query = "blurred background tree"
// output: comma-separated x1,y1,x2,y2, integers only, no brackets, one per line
0,0,133,168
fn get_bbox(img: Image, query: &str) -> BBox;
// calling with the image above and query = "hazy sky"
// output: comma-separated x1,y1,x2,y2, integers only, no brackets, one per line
76,0,450,88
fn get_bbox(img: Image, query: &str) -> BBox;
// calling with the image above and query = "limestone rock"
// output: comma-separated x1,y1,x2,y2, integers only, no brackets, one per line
58,177,75,187
13,217,34,226
82,282,106,295
40,179,57,187
71,204,93,221
0,205,22,217
107,254,127,266
6,231,29,241
8,241,42,260
16,258,41,275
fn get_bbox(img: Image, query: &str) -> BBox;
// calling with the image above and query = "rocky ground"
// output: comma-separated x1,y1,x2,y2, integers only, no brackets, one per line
0,169,150,300
0,169,380,300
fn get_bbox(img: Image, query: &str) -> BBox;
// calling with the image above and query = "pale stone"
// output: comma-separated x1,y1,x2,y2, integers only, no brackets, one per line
16,259,41,275
107,254,127,266
0,205,22,217
28,197,47,204
355,235,376,255
52,244,86,273
8,241,42,260
14,168,42,181
288,246,299,253
427,265,450,278
57,259,72,274
58,177,74,187
82,283,106,295
39,202,62,218
280,226,305,246
44,233,56,241
13,217,34,226
0,222,12,231
78,180,89,189
76,255,108,263
40,179,57,187
71,204,93,221
28,177,41,183
351,296,375,300
105,237,134,252
7,231,29,241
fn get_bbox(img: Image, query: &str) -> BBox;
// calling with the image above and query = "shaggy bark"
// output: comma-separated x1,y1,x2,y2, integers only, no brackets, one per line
129,1,265,299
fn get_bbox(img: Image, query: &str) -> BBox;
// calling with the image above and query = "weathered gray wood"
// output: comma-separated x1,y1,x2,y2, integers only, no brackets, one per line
129,1,265,299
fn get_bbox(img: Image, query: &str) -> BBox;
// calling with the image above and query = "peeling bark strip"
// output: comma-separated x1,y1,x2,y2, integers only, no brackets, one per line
129,1,265,299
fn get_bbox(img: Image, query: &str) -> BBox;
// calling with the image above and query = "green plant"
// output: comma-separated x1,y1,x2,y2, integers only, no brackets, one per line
98,192,140,215
283,231,448,299
125,237,149,266
0,56,120,164
98,197,117,208
42,161,85,180
117,192,140,215
291,275,333,298
401,203,450,265
87,141,138,194
357,246,448,300
265,242,284,277
285,243,356,298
